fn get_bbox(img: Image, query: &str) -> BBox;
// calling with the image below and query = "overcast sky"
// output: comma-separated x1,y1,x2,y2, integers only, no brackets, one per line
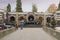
0,0,59,12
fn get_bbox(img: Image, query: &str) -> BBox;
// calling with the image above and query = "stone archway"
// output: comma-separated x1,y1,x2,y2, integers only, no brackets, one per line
10,16,15,22
38,16,43,25
46,17,51,23
38,16,43,22
9,16,16,25
19,16,25,21
18,16,25,25
28,15,34,22
46,17,51,26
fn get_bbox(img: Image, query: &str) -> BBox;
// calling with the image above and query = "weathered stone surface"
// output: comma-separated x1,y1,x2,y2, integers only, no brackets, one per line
43,27,60,40
0,27,16,39
1,28,57,40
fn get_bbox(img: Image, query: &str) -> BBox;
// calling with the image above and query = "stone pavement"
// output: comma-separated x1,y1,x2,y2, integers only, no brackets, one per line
1,28,57,40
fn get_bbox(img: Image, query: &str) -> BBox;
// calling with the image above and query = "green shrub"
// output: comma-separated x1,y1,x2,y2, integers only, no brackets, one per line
51,18,56,29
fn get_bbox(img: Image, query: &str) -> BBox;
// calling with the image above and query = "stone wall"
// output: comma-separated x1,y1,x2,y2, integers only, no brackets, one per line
43,27,60,40
0,27,17,39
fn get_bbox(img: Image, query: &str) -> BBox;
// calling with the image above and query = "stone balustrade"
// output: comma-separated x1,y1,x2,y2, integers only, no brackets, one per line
43,27,60,40
0,27,17,39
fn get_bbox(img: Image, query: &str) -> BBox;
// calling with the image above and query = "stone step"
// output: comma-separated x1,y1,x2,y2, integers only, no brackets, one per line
24,24,42,28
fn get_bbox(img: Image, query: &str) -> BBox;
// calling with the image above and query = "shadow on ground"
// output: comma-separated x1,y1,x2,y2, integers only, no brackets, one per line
20,24,42,28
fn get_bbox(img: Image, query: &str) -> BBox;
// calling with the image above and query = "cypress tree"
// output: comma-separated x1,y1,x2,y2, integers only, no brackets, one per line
16,0,23,12
32,4,37,12
51,18,56,29
7,4,11,12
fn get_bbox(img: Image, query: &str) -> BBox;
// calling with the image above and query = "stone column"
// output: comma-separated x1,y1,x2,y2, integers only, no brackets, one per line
44,14,46,27
16,13,18,27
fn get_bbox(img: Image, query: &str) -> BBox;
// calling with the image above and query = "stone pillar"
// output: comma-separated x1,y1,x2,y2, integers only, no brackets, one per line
44,14,46,26
16,13,18,26
2,13,4,24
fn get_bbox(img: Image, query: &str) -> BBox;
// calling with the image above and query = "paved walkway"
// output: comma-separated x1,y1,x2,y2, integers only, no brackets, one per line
1,28,57,40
